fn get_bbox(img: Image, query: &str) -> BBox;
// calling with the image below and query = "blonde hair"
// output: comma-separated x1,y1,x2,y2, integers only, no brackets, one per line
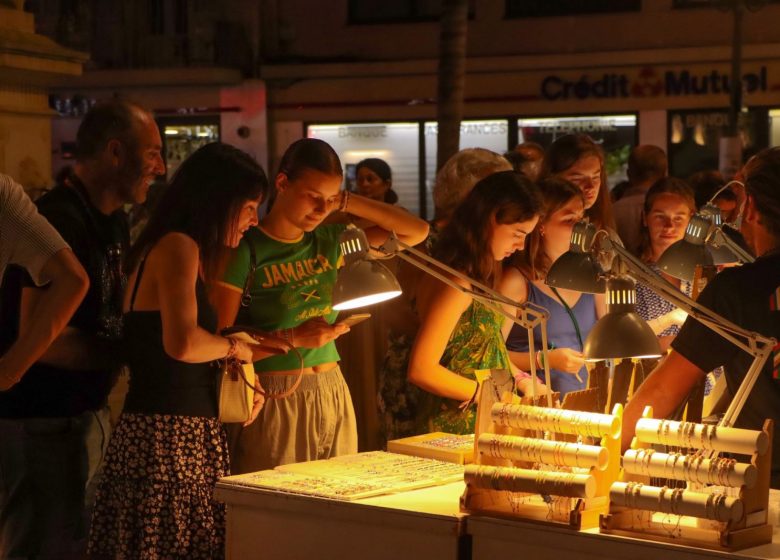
433,148,512,221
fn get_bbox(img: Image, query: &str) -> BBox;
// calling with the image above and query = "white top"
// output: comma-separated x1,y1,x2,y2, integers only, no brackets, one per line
0,174,68,286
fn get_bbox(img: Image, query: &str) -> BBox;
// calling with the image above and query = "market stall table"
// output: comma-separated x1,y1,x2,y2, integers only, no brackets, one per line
467,514,780,560
214,476,467,560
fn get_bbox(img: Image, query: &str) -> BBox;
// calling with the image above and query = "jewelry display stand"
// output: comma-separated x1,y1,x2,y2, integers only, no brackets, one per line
461,382,622,529
387,432,474,464
600,406,774,550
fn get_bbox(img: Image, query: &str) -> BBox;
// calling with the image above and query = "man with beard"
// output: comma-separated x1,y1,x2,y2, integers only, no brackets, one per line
0,100,165,558
622,147,780,489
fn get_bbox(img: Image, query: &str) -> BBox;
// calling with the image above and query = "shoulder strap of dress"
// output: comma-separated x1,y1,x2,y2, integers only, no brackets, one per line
128,255,149,312
511,264,533,301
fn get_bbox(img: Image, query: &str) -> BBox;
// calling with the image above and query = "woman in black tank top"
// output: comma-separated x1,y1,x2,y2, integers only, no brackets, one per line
88,143,270,560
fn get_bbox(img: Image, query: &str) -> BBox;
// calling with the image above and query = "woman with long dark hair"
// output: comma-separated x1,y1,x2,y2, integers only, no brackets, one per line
541,134,616,231
378,148,512,442
502,177,607,397
88,143,269,559
408,170,545,434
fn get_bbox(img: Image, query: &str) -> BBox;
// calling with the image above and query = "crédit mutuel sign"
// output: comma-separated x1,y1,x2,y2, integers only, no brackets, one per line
540,65,771,101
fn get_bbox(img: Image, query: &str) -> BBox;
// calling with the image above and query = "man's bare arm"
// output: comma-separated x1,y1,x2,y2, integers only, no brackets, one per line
0,249,88,389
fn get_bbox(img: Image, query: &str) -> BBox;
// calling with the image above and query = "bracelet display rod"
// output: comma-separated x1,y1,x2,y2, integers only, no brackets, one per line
461,400,622,529
600,406,774,551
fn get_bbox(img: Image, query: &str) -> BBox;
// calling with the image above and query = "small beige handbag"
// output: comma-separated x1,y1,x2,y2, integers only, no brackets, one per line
217,327,303,424
218,359,257,424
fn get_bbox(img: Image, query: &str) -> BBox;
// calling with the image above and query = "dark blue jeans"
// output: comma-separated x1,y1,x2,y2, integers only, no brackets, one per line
0,408,110,560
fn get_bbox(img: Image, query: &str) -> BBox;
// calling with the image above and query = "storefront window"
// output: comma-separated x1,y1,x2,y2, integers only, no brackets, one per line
769,109,780,147
667,108,767,179
424,119,509,218
161,122,220,178
517,114,636,188
307,123,421,215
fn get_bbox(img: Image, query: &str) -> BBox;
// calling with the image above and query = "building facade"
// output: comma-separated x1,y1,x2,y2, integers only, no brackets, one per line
0,1,86,191
21,0,780,217
260,0,780,217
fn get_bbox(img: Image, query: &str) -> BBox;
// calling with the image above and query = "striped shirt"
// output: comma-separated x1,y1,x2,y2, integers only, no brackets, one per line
0,174,68,285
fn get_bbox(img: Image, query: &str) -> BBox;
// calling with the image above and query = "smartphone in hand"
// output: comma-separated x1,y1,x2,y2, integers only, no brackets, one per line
338,313,371,328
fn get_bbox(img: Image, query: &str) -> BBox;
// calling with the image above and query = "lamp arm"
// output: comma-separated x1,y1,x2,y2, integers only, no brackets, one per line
603,238,776,429
706,180,744,208
707,226,755,264
604,238,772,355
388,248,546,331
721,342,774,428
706,179,747,230
380,234,549,327
381,234,554,406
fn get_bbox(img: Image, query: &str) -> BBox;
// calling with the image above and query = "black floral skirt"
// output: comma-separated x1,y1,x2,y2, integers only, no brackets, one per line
87,413,229,559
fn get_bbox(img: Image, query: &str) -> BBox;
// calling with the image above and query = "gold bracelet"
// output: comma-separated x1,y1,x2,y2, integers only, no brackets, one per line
225,337,238,359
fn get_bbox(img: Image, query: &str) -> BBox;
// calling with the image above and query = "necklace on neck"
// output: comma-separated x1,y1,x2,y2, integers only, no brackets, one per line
259,219,304,242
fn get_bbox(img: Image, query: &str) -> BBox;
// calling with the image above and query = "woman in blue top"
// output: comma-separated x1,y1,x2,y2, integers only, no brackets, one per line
501,177,606,397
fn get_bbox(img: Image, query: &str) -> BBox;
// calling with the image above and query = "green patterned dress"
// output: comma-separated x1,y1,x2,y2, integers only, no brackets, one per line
417,299,512,435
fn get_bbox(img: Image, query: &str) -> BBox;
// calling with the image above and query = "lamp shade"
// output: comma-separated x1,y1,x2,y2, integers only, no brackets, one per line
698,203,738,265
545,221,606,293
332,258,402,311
332,226,402,310
656,214,713,281
583,276,661,361
708,238,740,266
546,251,606,293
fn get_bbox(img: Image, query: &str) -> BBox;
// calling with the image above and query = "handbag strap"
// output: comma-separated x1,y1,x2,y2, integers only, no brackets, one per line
222,326,305,399
240,240,258,308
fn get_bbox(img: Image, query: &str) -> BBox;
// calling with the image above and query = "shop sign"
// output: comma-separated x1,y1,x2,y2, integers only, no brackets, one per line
540,65,769,101
538,118,619,135
338,125,387,138
425,121,508,135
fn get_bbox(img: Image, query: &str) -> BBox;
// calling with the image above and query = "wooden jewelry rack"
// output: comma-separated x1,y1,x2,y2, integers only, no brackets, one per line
461,395,622,530
600,406,774,550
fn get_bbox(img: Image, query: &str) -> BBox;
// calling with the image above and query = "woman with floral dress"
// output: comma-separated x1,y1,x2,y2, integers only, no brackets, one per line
88,143,269,559
408,171,546,434
377,148,512,442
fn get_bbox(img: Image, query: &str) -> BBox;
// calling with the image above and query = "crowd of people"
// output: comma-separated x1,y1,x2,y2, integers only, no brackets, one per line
0,98,778,558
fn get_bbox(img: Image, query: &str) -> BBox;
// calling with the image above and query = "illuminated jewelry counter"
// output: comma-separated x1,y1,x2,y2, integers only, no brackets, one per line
214,452,468,560
215,467,779,560
467,514,780,560
215,481,466,560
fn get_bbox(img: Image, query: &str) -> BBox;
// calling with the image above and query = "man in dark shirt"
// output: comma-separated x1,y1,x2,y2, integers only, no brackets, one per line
622,147,780,488
0,100,165,557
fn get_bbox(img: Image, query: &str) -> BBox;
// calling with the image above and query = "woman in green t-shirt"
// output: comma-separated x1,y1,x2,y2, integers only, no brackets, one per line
408,171,548,435
213,138,428,473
